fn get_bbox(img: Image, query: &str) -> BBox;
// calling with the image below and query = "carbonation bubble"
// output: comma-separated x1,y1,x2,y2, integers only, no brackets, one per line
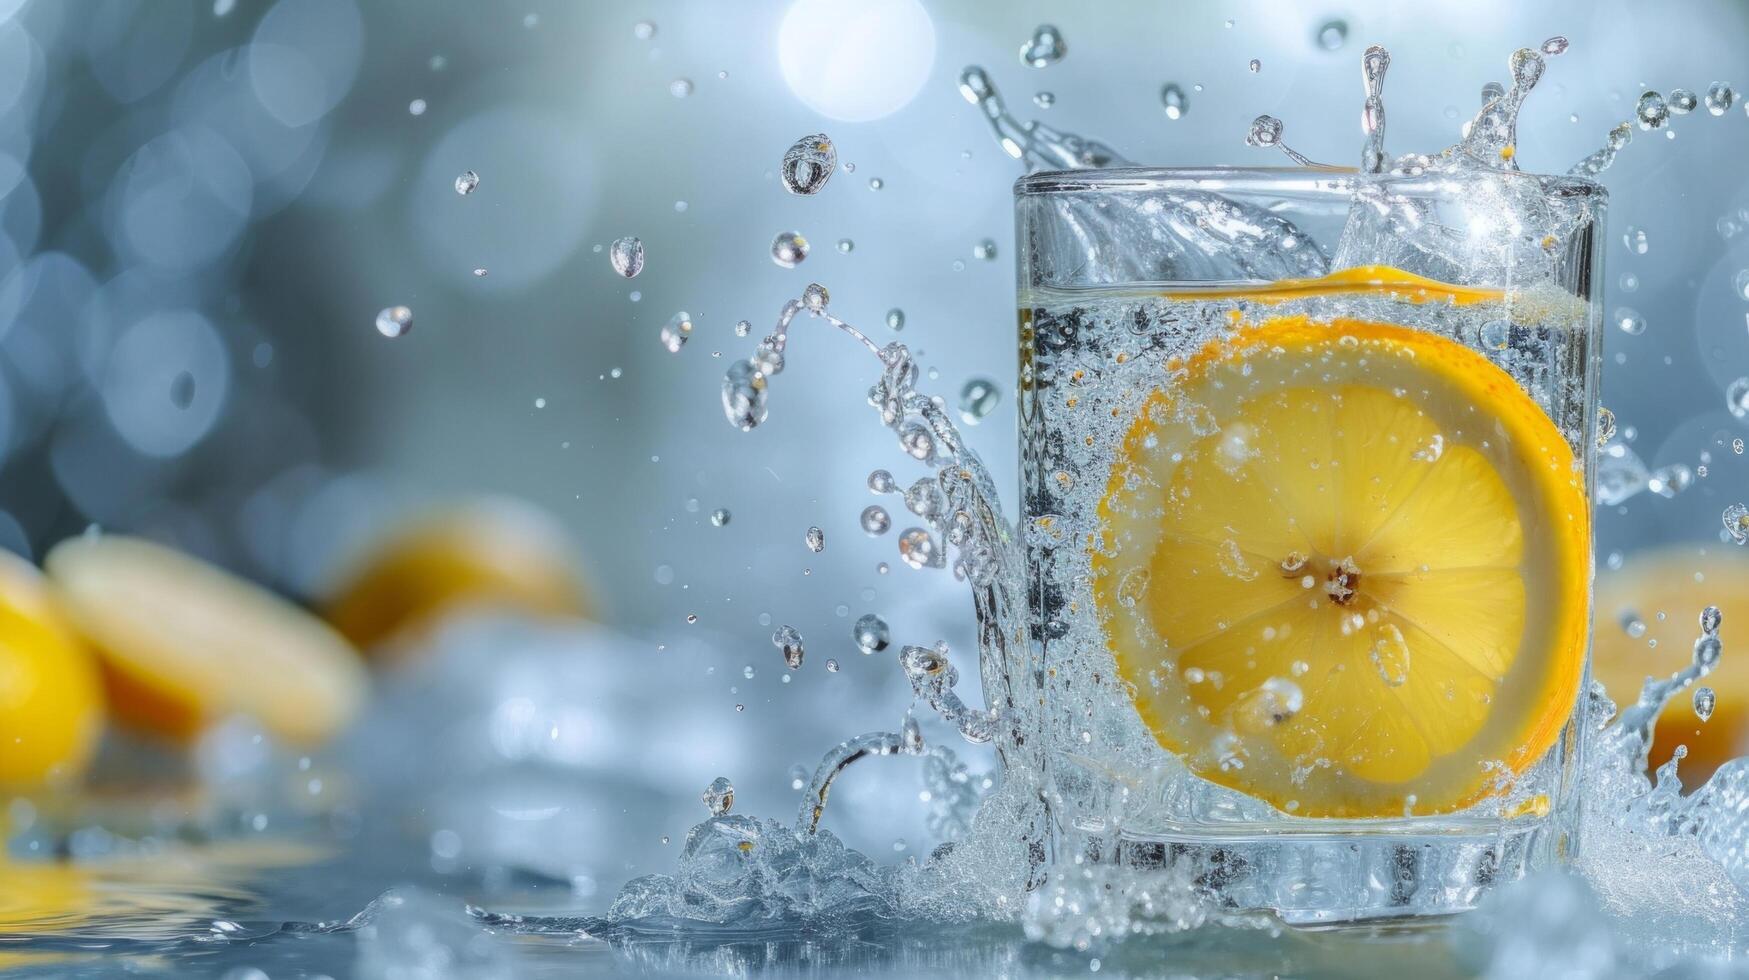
854,614,890,654
454,170,479,195
1614,307,1645,335
1636,91,1669,129
959,377,1000,423
1020,24,1066,68
868,470,896,493
805,526,825,553
610,237,645,278
1706,82,1735,115
772,625,804,669
860,505,891,535
375,306,413,338
702,776,734,816
660,311,693,353
771,231,810,268
710,507,730,526
973,238,998,261
885,308,905,331
780,134,836,195
1724,502,1749,545
1160,83,1187,119
1622,227,1649,254
1727,377,1749,418
1316,19,1348,51
897,527,937,569
1670,88,1698,114
1695,686,1717,721
670,78,693,98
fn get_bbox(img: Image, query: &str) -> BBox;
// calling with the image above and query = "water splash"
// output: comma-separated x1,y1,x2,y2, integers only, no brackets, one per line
957,66,1127,171
1359,45,1390,173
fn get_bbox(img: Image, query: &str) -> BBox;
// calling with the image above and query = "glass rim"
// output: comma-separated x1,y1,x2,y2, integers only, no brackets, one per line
1013,164,1606,201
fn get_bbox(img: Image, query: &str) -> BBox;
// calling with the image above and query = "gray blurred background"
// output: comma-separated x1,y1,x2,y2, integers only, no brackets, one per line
6,0,1749,857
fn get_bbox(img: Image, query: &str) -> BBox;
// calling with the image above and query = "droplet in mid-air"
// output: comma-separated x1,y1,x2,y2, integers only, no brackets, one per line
375,306,413,338
1695,686,1717,721
973,239,998,261
773,625,805,669
710,507,730,527
805,526,824,553
885,308,905,331
1614,307,1645,335
1703,605,1724,636
1595,406,1616,447
633,20,656,40
1705,82,1736,115
1019,24,1066,68
959,377,1000,424
861,505,892,536
454,170,479,195
898,527,938,569
771,232,810,268
868,469,896,493
660,311,693,353
610,237,645,278
802,282,830,313
408,99,427,116
1160,83,1187,119
702,776,734,816
1540,35,1568,56
1033,91,1055,108
1622,226,1649,254
1247,58,1262,73
1246,114,1283,147
1724,502,1749,545
780,134,837,195
1669,89,1698,114
854,614,890,654
1726,377,1749,418
670,78,694,98
734,319,752,337
1636,91,1669,130
1315,19,1348,51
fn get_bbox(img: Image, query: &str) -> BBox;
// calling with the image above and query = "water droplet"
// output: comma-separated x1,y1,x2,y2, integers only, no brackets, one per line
972,239,998,261
868,469,896,494
1160,83,1187,119
669,78,694,98
837,239,854,253
1540,36,1569,56
472,268,488,277
1246,114,1283,147
1247,58,1262,73
885,308,905,331
1695,634,1723,670
1033,91,1055,109
454,170,479,195
897,527,938,569
610,237,645,278
1622,226,1649,254
408,98,427,116
1369,623,1411,687
1703,605,1724,635
1706,81,1736,115
1733,268,1749,301
660,311,693,353
1615,307,1646,335
1727,377,1749,418
1670,88,1698,114
1315,19,1348,51
860,505,891,536
1019,24,1066,68
1621,611,1648,639
772,625,804,669
733,319,752,338
1635,91,1669,130
868,177,884,190
802,282,830,313
742,664,756,680
854,614,890,654
959,377,1000,424
805,526,825,553
710,508,730,527
169,371,195,409
375,306,413,338
633,20,656,40
1695,686,1717,721
1724,503,1749,545
702,776,734,816
898,422,934,461
1736,439,1745,455
780,134,836,195
1596,406,1616,447
771,232,810,268
825,659,840,673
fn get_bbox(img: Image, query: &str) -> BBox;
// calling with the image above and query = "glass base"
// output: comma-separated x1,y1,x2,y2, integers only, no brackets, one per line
1080,818,1561,925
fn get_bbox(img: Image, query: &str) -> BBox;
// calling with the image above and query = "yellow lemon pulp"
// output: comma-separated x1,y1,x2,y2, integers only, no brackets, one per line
1593,546,1749,784
0,552,104,788
1093,315,1589,818
45,536,368,745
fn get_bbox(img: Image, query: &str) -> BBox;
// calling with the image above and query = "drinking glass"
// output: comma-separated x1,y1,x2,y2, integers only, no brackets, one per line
1006,166,1604,922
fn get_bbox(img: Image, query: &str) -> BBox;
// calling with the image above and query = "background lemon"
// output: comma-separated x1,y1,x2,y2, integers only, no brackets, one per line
0,551,104,788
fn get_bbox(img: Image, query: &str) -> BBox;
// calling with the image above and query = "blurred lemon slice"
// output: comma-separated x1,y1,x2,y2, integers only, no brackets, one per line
0,551,104,787
45,535,366,744
1594,546,1749,783
1093,316,1589,818
322,498,590,656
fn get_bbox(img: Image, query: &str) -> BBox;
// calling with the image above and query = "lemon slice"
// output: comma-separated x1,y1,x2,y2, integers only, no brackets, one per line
45,536,367,744
0,551,104,787
1593,546,1749,784
1093,316,1589,818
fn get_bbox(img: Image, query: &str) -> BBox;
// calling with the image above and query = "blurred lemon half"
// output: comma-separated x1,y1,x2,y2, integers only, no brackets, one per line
321,498,590,656
1594,545,1749,783
0,551,104,788
45,535,367,745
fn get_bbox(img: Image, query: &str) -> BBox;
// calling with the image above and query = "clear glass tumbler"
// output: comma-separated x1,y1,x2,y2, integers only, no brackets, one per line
1010,166,1604,922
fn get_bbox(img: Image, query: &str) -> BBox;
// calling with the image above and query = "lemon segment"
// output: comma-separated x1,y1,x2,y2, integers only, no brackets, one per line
0,552,104,787
45,536,367,745
1093,316,1589,818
